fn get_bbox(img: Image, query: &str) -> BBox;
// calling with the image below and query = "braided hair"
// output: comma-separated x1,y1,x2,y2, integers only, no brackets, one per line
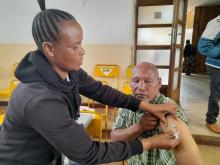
32,0,77,50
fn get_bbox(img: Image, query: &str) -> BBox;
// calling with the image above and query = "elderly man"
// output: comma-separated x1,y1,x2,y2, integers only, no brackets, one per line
111,62,203,165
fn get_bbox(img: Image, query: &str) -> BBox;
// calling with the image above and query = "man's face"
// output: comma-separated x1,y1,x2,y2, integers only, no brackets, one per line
130,67,161,102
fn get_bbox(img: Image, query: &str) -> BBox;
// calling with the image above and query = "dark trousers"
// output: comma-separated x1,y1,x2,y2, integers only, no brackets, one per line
206,66,220,124
183,56,194,74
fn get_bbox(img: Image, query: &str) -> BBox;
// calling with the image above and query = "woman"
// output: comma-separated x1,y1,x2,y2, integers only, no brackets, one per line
0,0,178,165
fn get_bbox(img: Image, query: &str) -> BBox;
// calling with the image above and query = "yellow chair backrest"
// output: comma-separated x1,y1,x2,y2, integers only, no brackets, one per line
94,64,120,78
9,80,19,93
0,108,6,125
0,80,19,99
80,110,103,142
12,63,18,73
121,65,133,95
94,64,120,90
122,81,132,95
0,63,19,100
126,65,133,81
11,63,18,80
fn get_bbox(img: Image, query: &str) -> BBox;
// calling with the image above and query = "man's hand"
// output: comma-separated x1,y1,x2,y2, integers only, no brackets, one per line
139,113,158,132
153,102,178,125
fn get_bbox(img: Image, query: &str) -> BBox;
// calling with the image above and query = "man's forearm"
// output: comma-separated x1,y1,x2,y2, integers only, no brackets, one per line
111,124,143,142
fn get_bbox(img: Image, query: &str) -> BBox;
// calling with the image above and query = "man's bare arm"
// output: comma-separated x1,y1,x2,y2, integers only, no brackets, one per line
111,124,143,141
160,116,204,165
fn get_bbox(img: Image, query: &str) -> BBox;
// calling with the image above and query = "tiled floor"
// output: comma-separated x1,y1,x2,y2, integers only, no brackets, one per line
199,145,220,165
101,144,220,165
180,74,220,140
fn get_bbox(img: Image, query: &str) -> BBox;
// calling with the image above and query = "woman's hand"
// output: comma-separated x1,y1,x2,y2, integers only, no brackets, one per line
141,130,180,150
139,101,177,125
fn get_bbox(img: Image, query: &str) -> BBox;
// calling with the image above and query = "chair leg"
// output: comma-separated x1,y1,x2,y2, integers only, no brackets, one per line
105,105,108,142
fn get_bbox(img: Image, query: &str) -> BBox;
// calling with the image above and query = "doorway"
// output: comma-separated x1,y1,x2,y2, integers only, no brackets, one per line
134,0,188,102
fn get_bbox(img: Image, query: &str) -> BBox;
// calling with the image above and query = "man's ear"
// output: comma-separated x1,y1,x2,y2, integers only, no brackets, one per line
42,42,54,57
158,77,162,88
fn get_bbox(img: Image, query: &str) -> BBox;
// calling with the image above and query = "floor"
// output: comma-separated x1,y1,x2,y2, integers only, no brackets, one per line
101,144,220,165
180,74,220,141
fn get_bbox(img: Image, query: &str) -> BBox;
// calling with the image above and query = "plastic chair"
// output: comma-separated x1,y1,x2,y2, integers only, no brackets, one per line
0,63,19,100
87,80,109,141
12,63,18,76
88,64,120,141
0,108,6,125
93,64,120,89
0,80,19,99
80,110,103,142
122,65,133,95
125,65,133,82
122,81,132,95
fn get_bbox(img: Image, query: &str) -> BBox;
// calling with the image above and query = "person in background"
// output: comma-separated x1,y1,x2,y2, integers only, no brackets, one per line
198,15,220,134
111,62,203,165
183,39,196,75
0,1,179,165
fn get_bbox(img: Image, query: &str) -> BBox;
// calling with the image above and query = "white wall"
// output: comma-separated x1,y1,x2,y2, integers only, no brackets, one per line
0,0,136,92
0,0,135,44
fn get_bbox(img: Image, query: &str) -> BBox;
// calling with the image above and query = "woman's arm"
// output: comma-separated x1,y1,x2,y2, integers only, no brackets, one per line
78,69,176,123
78,69,140,110
139,101,177,124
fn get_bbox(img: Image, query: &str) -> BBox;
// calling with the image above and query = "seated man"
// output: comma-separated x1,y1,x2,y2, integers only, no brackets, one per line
111,62,203,165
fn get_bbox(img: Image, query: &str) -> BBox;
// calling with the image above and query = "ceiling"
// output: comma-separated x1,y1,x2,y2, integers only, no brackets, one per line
188,0,220,11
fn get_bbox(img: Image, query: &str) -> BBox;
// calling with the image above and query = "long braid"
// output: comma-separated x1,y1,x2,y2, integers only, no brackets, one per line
32,0,76,50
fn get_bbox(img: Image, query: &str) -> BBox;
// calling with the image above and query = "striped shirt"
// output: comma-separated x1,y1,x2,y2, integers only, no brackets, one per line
112,94,188,165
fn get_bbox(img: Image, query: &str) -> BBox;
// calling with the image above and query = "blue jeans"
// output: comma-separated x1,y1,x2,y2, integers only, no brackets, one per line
206,66,220,124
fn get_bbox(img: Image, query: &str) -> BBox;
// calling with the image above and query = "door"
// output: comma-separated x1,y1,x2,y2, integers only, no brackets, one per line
134,0,188,102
